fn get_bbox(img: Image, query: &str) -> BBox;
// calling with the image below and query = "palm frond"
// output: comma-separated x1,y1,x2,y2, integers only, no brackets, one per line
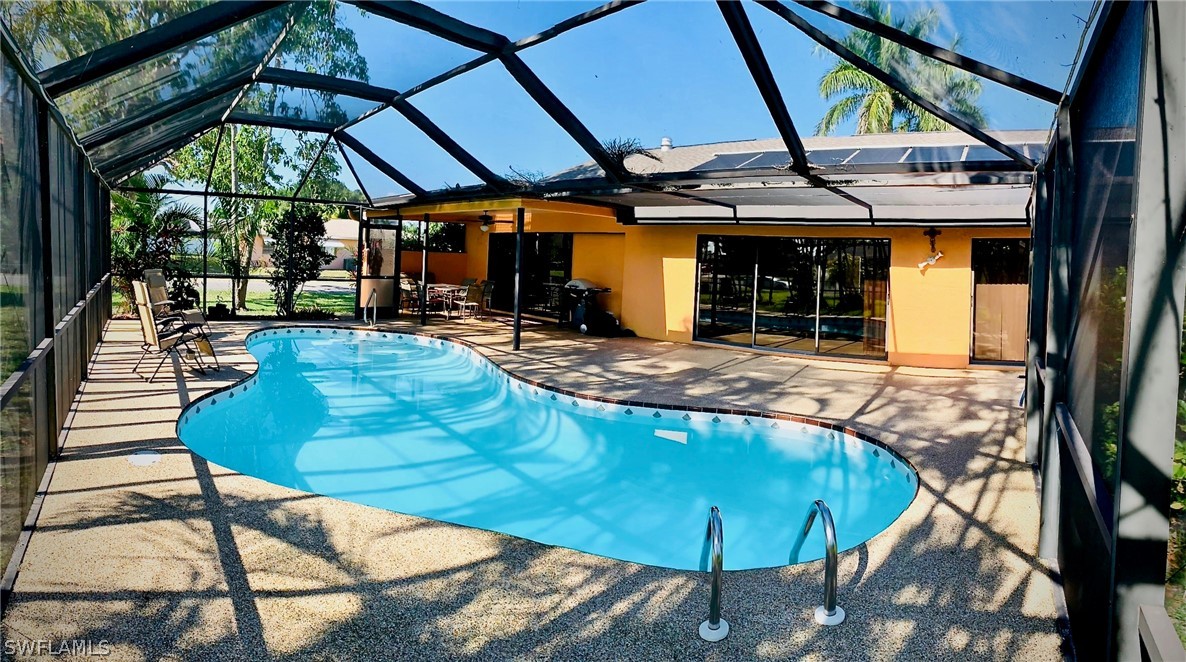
815,94,864,136
819,62,875,100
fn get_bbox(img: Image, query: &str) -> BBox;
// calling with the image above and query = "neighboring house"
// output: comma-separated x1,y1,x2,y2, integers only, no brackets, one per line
251,218,359,270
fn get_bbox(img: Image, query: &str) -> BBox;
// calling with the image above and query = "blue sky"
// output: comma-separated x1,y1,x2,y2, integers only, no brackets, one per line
177,0,1096,198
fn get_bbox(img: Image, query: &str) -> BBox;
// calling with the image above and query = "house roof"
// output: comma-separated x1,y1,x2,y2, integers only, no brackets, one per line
323,218,360,241
477,129,1048,226
547,129,1049,180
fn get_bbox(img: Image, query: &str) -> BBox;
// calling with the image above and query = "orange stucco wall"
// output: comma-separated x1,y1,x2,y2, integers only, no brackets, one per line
620,226,699,342
571,234,625,317
398,251,468,286
886,227,1005,368
392,200,1028,368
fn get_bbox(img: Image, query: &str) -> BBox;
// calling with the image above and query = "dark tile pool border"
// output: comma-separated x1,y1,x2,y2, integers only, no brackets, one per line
175,323,920,492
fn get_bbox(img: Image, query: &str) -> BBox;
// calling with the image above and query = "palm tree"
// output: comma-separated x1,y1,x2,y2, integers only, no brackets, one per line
110,173,201,309
815,0,987,135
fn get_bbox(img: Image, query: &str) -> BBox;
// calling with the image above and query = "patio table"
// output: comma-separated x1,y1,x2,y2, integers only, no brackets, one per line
427,284,466,319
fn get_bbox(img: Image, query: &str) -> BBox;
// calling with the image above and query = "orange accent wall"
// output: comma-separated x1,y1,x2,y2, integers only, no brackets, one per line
464,223,490,282
399,251,468,285
620,227,699,341
571,234,625,317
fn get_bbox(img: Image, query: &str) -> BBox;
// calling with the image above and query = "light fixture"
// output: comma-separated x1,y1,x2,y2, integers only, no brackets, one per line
478,211,492,233
918,227,943,271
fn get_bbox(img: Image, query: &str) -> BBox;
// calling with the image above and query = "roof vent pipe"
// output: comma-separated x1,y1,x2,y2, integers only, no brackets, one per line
660,136,673,152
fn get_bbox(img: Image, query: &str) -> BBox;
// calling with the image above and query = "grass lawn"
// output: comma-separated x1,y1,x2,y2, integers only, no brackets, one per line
1,286,32,377
113,288,355,318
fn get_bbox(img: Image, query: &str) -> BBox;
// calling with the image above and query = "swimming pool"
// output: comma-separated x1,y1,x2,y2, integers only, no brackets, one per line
177,327,918,571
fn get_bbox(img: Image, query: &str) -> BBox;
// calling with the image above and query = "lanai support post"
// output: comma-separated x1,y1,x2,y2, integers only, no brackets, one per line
420,214,429,326
202,195,209,312
354,206,365,319
395,215,403,315
513,206,525,351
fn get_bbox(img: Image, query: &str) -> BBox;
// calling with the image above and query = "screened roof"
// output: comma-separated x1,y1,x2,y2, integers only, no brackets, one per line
0,0,1097,221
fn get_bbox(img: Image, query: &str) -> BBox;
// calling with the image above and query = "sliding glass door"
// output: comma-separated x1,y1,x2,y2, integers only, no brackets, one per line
695,236,889,359
754,238,820,351
820,240,889,357
488,233,573,315
696,237,757,343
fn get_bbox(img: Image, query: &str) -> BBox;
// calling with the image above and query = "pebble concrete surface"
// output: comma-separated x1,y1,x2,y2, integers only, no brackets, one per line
0,318,1064,661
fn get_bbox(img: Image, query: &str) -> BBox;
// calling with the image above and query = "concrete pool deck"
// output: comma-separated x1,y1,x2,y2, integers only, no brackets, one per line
1,317,1064,660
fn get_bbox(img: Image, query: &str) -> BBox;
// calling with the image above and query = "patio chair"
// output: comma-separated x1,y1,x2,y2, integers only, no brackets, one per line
399,273,421,311
454,283,484,319
143,269,220,370
480,280,496,314
131,280,208,383
461,277,477,287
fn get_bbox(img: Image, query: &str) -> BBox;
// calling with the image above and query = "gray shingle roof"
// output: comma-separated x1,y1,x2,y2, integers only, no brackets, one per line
547,129,1051,180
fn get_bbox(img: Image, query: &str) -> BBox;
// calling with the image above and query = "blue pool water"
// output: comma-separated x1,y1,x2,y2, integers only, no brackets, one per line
177,327,917,571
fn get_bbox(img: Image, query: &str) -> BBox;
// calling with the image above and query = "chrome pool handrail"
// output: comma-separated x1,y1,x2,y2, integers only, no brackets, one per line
362,288,377,327
698,506,730,641
789,499,845,625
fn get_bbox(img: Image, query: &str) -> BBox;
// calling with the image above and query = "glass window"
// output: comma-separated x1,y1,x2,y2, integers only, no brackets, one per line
487,233,572,315
754,238,819,352
818,239,888,358
361,227,398,278
398,222,465,254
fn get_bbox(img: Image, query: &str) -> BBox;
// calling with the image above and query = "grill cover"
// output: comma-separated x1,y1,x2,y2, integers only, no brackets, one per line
565,278,599,290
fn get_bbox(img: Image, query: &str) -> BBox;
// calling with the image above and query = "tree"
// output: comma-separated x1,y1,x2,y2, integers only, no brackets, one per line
169,124,285,311
162,1,368,308
266,205,332,317
2,1,206,70
814,0,986,135
109,173,201,308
